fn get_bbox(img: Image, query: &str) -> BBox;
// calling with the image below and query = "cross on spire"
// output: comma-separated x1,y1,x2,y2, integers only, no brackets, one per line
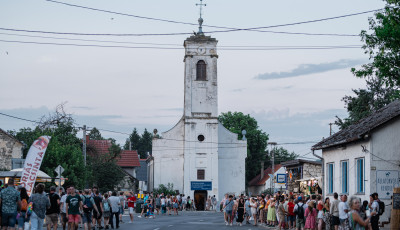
196,0,206,35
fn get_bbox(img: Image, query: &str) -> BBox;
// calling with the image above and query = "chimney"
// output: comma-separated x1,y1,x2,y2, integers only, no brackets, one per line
260,162,264,179
86,135,90,144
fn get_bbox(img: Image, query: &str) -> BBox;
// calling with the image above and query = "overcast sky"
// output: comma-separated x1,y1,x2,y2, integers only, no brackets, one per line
0,0,385,159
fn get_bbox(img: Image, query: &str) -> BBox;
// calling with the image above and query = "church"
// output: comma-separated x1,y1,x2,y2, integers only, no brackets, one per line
151,12,247,209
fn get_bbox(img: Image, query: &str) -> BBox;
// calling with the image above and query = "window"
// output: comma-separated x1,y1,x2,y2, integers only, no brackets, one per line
356,158,365,193
197,169,205,180
196,60,207,81
341,160,348,194
327,163,334,194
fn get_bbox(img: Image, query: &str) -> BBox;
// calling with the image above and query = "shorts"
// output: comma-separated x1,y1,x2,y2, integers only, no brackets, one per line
288,215,296,223
2,212,17,227
226,210,233,216
173,203,178,209
129,207,134,214
68,214,81,223
296,217,305,228
93,210,102,220
119,207,124,214
156,205,161,209
279,214,285,223
332,216,340,226
61,213,68,223
45,213,59,225
82,212,92,224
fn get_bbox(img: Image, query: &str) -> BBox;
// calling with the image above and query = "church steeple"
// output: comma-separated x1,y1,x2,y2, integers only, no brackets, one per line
195,0,206,35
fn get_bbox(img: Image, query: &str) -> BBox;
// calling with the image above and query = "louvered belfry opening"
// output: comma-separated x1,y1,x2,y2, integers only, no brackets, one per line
196,60,207,81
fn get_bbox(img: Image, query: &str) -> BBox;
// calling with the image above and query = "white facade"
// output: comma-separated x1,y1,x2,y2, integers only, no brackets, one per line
322,117,400,222
152,34,247,203
248,166,286,195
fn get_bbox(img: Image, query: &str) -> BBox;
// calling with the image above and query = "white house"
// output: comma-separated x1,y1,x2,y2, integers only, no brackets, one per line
312,100,400,224
248,164,286,195
151,22,247,210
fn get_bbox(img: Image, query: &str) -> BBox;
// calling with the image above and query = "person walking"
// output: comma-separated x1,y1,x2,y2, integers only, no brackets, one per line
250,198,258,226
82,189,99,230
118,192,126,224
236,197,245,226
92,190,103,229
339,195,349,230
17,187,30,230
60,187,70,230
127,192,136,223
348,196,376,230
102,194,112,229
66,186,83,230
304,201,317,230
108,192,120,229
224,195,234,226
29,183,51,230
267,197,277,227
0,179,21,230
330,193,340,230
294,196,307,230
46,186,60,230
369,194,379,230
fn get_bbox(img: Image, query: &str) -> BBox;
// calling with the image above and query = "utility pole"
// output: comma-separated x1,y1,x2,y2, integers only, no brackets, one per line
82,125,87,188
329,123,333,136
268,142,277,194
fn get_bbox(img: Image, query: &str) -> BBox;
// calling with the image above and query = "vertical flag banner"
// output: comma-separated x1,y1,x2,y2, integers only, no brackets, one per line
20,136,51,196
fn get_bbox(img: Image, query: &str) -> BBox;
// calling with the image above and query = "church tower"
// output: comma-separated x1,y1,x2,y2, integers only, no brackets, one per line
151,1,246,208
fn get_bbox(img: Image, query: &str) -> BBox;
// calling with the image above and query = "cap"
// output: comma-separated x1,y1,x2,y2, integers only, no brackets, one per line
298,196,302,201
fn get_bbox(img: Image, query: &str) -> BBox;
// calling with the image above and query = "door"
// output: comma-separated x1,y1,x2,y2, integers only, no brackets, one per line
194,190,207,211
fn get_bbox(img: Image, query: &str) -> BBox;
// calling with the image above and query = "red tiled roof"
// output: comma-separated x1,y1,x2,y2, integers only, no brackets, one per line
248,164,282,186
117,150,140,167
87,139,112,155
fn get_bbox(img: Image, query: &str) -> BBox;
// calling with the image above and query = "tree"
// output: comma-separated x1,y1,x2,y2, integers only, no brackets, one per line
269,147,298,165
88,127,104,140
124,128,140,151
336,1,400,129
352,1,400,87
138,129,152,159
218,112,269,183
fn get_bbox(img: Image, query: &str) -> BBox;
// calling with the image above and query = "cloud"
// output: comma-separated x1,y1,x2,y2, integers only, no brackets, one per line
255,59,367,80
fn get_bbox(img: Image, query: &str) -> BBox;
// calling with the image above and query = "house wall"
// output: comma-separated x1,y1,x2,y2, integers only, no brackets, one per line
218,123,247,200
0,131,23,170
303,163,322,179
248,167,287,195
370,117,400,221
322,140,371,201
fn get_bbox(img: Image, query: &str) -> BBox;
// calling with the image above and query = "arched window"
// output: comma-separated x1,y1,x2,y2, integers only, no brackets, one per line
196,60,207,81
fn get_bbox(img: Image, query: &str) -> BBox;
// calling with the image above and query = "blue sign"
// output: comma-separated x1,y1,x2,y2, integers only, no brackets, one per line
191,181,212,190
277,174,286,184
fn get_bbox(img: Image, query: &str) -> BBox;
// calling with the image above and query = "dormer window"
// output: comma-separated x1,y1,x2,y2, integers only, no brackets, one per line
196,60,207,81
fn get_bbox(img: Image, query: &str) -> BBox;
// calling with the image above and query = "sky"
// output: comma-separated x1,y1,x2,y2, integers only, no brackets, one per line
0,0,386,159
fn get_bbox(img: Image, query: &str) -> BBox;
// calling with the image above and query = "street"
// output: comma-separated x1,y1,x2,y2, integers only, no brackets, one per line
116,211,262,230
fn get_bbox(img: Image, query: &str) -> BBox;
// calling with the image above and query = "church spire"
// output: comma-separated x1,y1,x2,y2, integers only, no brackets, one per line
196,0,206,35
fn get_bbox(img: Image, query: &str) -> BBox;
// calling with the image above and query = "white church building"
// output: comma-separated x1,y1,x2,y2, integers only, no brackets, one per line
151,19,247,210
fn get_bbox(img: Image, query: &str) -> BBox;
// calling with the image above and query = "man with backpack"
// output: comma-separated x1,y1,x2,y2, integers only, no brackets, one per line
369,193,380,230
294,196,307,230
46,186,60,230
82,189,99,230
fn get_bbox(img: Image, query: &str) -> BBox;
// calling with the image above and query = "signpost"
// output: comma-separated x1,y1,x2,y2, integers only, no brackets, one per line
277,174,287,184
55,165,65,190
376,170,400,200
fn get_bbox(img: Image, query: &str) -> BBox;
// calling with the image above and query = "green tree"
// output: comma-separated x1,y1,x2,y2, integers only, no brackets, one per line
153,183,176,195
336,1,400,129
218,112,269,183
268,147,298,165
138,129,152,159
88,127,104,140
124,128,141,151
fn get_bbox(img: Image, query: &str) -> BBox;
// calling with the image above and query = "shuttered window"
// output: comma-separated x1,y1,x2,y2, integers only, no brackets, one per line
197,169,205,180
196,60,207,81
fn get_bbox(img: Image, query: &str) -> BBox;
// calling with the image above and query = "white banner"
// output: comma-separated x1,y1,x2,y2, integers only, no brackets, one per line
20,136,51,196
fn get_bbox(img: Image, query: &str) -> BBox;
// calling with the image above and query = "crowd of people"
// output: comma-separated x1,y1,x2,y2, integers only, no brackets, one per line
0,178,386,230
220,191,385,230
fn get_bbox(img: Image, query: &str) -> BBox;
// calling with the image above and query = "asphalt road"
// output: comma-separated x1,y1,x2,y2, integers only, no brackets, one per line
117,211,264,230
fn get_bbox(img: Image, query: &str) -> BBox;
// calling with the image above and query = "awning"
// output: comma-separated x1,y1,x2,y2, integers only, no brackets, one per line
0,168,53,183
296,177,322,182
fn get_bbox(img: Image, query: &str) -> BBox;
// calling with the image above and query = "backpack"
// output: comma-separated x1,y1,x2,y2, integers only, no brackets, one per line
21,199,28,211
377,201,385,216
296,203,304,219
103,200,110,212
83,196,93,213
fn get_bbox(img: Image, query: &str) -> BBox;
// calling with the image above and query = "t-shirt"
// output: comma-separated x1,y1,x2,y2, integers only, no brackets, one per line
46,192,60,215
29,193,50,219
288,202,295,216
66,194,82,215
330,199,340,217
60,194,67,213
278,203,285,216
339,201,349,219
371,200,379,215
93,195,103,211
119,195,126,208
0,186,20,214
108,196,120,213
225,199,234,211
161,198,166,205
127,196,136,208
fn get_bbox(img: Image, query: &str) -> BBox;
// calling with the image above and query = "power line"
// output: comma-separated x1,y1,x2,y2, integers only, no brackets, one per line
0,39,362,50
0,112,40,124
45,0,380,36
0,32,362,48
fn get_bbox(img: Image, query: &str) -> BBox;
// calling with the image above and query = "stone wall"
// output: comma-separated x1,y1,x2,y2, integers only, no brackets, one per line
303,163,322,179
0,130,23,170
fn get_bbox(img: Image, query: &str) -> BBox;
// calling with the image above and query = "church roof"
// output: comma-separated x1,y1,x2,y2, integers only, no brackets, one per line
248,164,282,187
312,100,400,150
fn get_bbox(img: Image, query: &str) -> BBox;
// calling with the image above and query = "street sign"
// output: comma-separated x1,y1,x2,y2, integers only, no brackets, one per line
277,174,286,184
55,165,64,175
191,181,212,190
377,170,400,200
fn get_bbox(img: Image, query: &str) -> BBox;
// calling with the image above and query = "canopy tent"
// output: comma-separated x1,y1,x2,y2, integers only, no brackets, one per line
0,168,52,183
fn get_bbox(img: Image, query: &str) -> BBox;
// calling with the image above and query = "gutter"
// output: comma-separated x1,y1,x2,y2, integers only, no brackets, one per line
312,150,324,200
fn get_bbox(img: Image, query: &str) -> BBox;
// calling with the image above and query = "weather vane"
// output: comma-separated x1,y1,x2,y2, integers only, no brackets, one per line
196,0,206,35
